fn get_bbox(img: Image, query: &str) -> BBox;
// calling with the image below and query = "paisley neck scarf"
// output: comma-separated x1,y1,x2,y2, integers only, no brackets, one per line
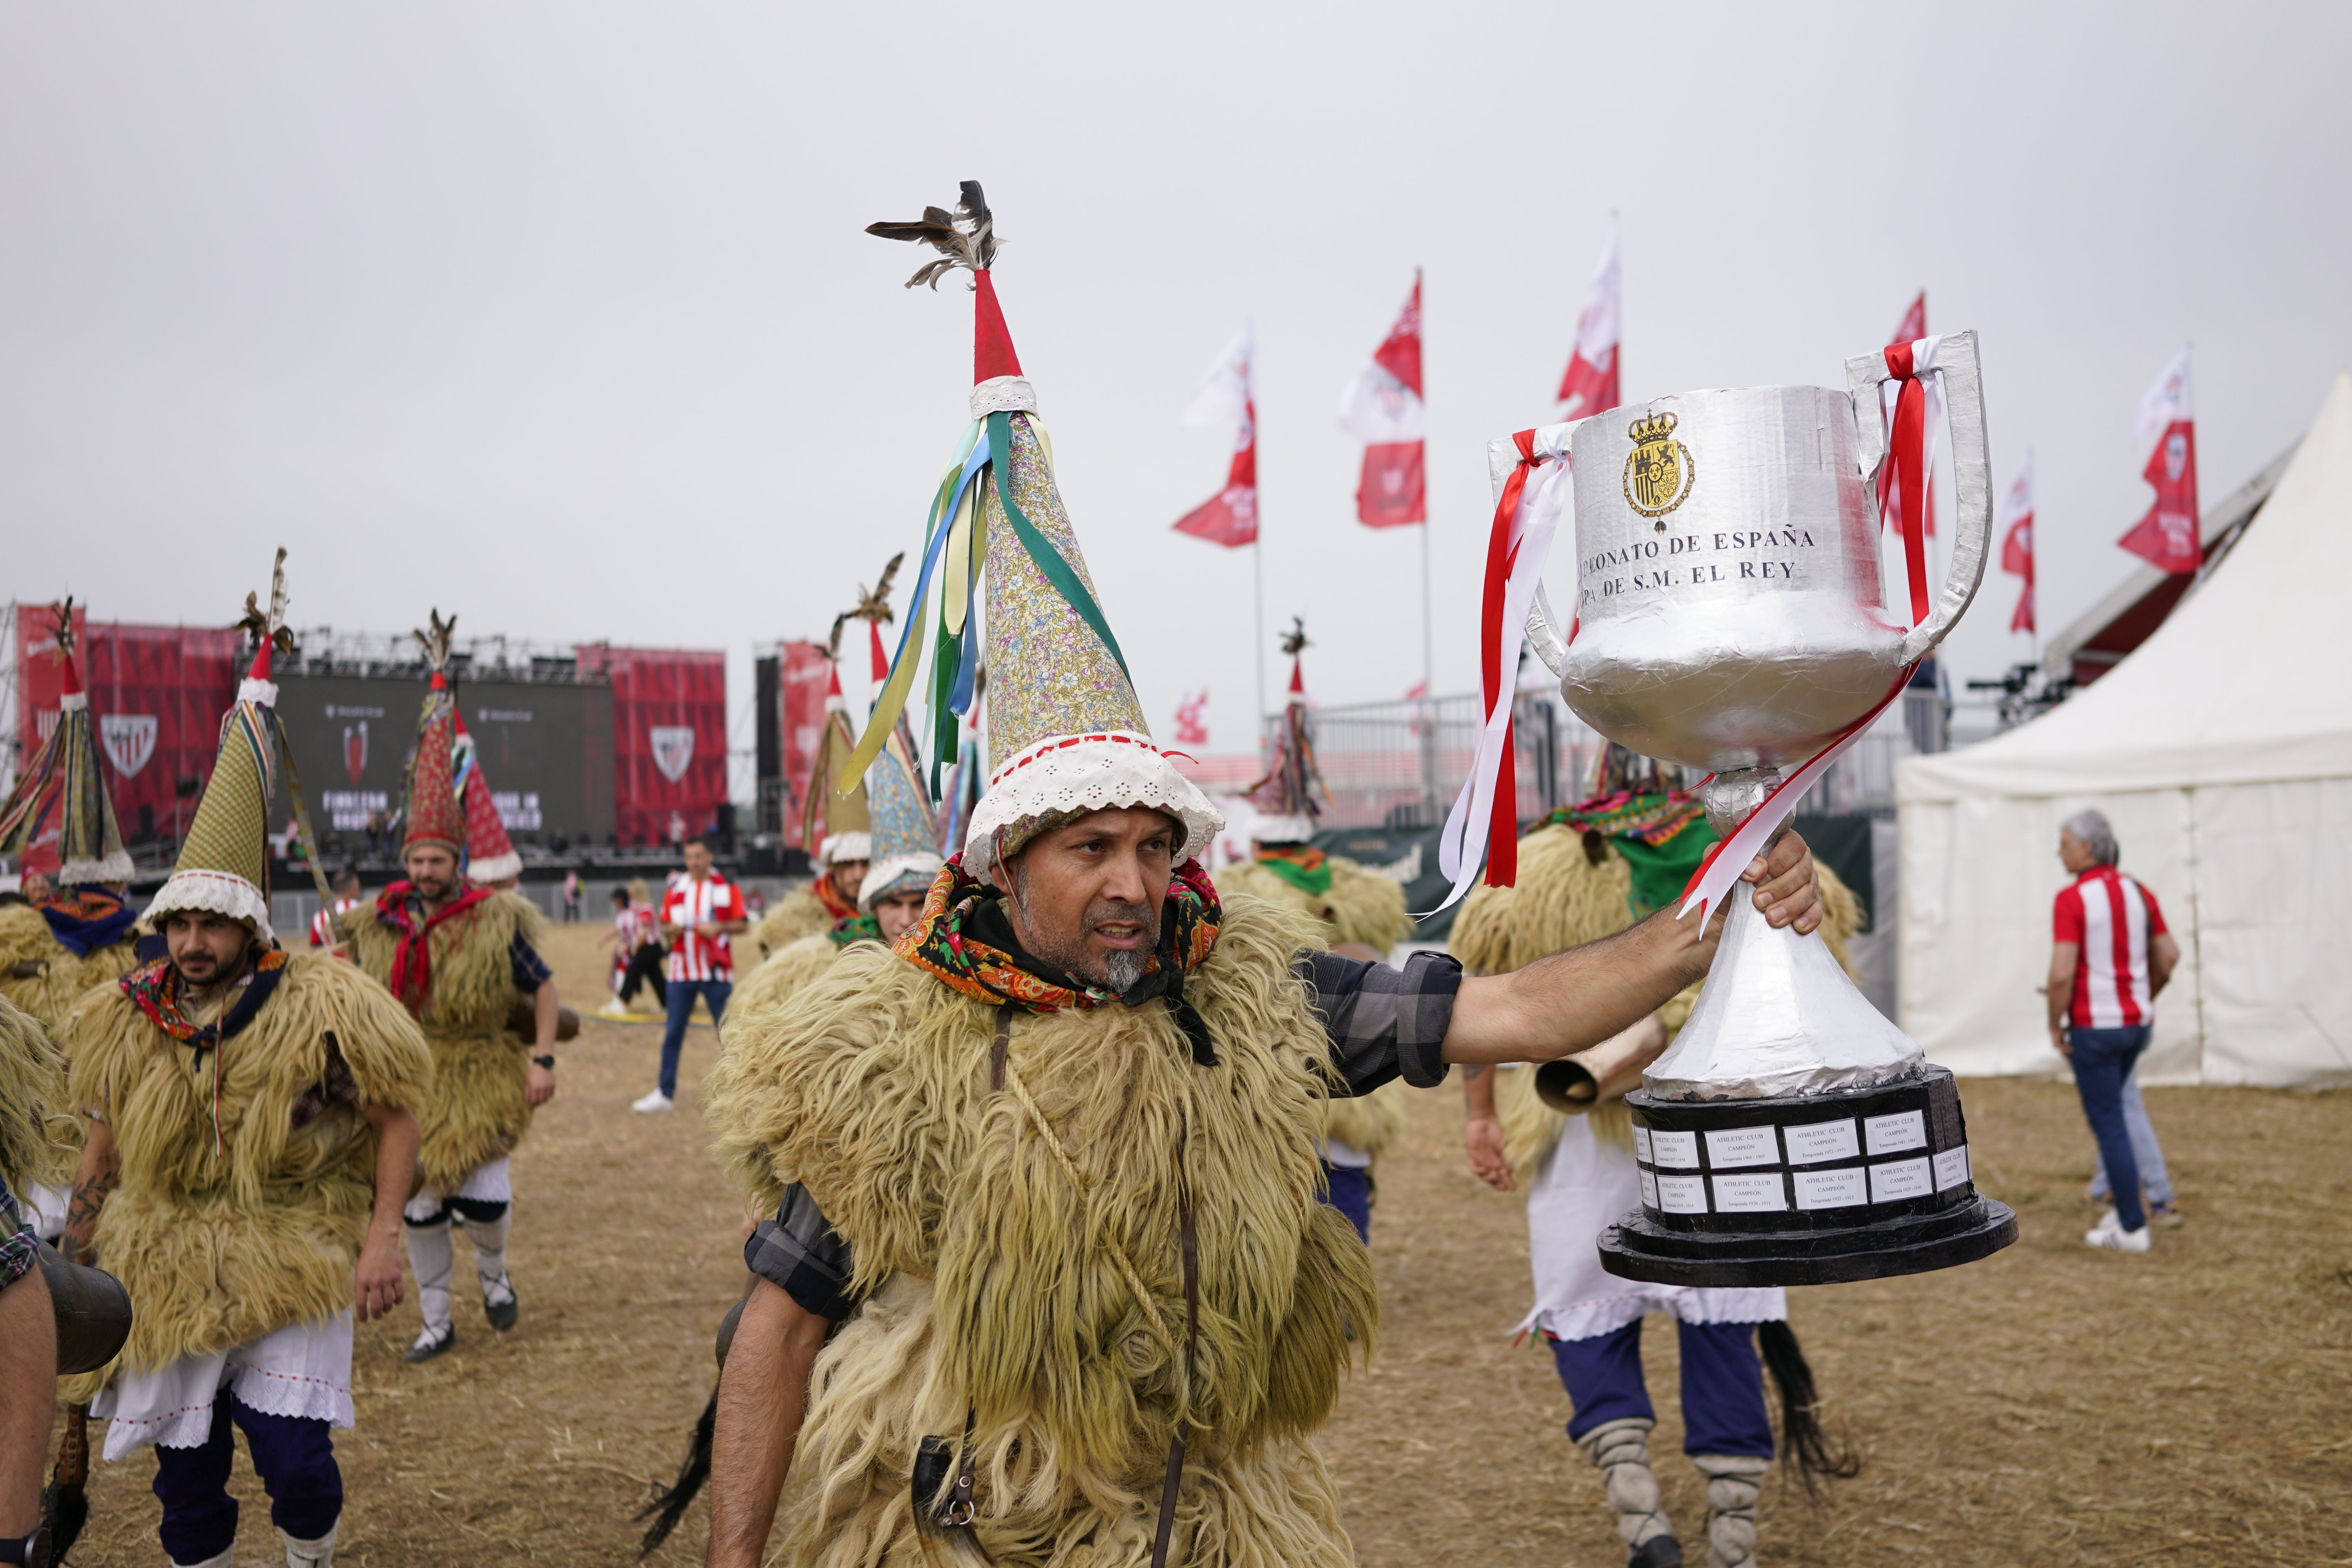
897,856,1224,1065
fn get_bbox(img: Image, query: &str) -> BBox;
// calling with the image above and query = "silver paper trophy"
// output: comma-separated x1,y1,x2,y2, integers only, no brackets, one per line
1502,330,2016,1286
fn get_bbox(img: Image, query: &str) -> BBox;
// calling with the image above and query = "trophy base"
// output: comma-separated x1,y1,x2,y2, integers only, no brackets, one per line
1597,1065,2018,1289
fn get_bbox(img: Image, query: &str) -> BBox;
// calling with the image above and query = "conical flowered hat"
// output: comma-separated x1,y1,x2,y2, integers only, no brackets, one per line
453,713,522,884
857,718,942,910
145,553,296,943
0,603,133,887
804,661,870,868
1247,619,1326,845
854,183,1220,886
401,612,468,859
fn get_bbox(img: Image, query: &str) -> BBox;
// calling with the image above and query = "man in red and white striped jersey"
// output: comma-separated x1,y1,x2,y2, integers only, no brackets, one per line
2046,810,2180,1252
637,837,748,1113
307,866,365,951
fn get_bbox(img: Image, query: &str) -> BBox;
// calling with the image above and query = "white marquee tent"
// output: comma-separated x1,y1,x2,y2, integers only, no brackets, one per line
1896,370,2352,1087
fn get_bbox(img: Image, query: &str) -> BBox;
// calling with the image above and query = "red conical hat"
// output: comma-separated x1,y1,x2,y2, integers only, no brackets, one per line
454,713,522,883
403,613,468,858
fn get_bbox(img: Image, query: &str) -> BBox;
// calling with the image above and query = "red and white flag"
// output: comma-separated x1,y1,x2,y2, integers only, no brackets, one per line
1338,271,1426,528
1172,326,1259,548
1172,689,1209,747
2119,345,2200,573
1996,452,2035,635
1879,292,1935,538
1555,218,1620,417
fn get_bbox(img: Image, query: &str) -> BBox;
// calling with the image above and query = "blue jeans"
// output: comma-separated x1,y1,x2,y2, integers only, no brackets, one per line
1549,1318,1774,1457
658,979,732,1098
2088,1062,2173,1207
1321,1161,1372,1242
151,1394,341,1562
2068,1025,2152,1232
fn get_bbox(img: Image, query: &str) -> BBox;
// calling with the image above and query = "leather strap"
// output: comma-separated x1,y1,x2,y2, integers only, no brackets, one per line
1151,1106,1197,1568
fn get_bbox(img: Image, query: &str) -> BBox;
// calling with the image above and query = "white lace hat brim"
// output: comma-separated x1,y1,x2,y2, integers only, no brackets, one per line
57,851,136,886
468,851,523,884
962,732,1225,889
859,853,944,912
145,868,275,946
818,832,872,869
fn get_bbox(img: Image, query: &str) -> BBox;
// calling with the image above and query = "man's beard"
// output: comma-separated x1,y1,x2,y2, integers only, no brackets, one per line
1015,877,1155,992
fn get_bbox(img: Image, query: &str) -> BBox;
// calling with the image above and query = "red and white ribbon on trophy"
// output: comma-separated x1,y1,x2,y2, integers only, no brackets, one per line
1675,335,1947,926
1434,424,1574,912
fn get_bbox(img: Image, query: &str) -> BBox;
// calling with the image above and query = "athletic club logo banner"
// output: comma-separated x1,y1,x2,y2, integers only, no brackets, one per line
100,713,158,777
650,725,696,784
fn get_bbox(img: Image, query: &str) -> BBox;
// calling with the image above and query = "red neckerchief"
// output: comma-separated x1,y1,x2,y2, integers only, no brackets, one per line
372,879,495,1013
814,871,858,921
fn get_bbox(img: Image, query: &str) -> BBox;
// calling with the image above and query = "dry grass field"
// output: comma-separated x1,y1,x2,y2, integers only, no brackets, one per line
51,922,2352,1565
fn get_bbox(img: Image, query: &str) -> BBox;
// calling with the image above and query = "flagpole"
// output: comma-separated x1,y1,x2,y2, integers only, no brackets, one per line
1417,514,1437,817
1252,535,1268,763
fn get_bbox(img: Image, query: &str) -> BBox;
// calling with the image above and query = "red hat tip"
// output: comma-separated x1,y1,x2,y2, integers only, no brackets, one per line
248,641,272,683
972,270,1024,385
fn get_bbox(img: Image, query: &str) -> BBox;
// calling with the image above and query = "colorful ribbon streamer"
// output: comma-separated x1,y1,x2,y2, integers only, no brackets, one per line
1433,422,1575,912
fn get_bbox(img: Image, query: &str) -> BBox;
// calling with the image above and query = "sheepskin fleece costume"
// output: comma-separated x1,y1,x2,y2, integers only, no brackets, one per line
757,889,837,957
1323,1080,1406,1164
0,992,78,1195
0,902,142,1037
708,893,1378,1567
341,889,542,1192
726,933,840,1031
1210,858,1414,956
1453,823,1863,1176
62,952,431,1387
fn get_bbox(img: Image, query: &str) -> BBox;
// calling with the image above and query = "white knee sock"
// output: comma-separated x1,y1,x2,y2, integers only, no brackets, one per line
1692,1453,1770,1568
281,1523,339,1567
1577,1417,1675,1548
405,1217,455,1334
458,1209,514,1303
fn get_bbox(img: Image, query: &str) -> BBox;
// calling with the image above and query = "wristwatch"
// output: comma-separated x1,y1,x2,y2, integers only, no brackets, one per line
532,1054,556,1070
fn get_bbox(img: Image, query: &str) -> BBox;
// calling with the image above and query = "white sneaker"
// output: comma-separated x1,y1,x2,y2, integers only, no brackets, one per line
632,1089,675,1114
2084,1209,2152,1252
597,1000,630,1019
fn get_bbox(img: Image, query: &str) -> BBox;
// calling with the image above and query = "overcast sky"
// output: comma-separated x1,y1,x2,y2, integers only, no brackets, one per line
5,2,2348,776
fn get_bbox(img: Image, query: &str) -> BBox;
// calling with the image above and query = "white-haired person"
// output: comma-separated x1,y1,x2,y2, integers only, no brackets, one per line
2047,809,2180,1252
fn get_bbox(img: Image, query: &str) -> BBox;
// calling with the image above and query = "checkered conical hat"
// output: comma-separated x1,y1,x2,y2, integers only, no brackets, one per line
402,612,468,858
856,720,941,911
145,555,293,942
0,604,133,886
855,184,1220,887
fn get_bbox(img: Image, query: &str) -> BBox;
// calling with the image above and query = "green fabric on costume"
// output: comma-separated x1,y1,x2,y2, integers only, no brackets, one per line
1254,847,1333,899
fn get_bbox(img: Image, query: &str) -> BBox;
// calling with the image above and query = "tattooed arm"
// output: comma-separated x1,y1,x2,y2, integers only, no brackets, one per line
63,1119,120,1266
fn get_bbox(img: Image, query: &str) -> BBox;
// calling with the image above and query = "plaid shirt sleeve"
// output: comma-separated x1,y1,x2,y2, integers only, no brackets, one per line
1297,947,1463,1095
0,1171,37,1293
743,1183,860,1321
508,933,552,994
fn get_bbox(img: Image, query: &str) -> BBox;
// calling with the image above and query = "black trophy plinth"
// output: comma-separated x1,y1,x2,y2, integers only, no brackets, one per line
1597,1064,2016,1288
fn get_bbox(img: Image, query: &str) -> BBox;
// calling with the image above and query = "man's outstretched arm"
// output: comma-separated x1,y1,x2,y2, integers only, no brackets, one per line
708,1279,829,1568
1439,831,1822,1067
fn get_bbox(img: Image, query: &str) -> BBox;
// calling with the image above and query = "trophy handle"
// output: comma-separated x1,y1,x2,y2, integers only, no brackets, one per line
1524,582,1569,678
1846,328,1991,666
